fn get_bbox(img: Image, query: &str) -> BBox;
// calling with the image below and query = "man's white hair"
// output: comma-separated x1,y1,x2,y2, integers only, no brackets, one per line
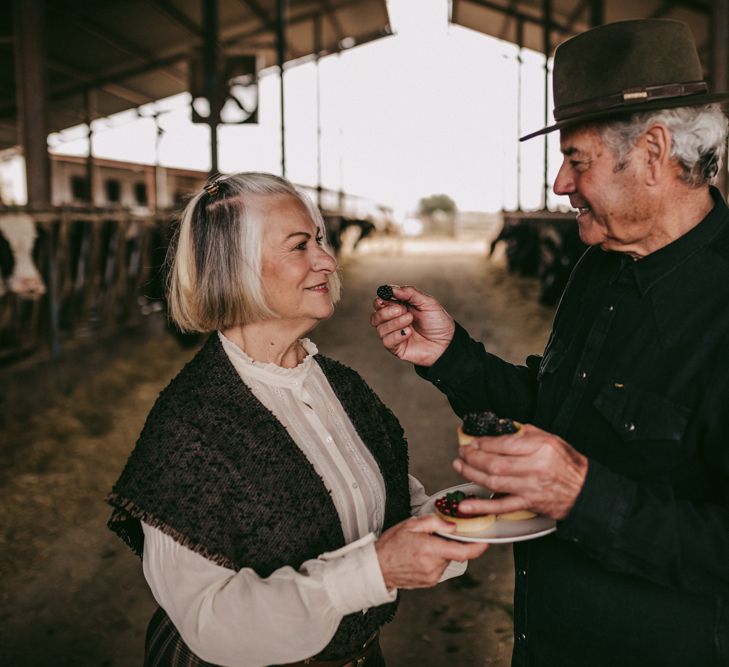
597,104,729,186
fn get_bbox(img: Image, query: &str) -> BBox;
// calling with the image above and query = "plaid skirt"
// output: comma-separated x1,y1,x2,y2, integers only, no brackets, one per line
144,607,215,667
143,606,387,667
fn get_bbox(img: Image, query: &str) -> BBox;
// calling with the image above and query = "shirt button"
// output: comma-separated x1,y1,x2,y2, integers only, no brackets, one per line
572,537,580,543
326,436,333,443
625,423,636,432
519,633,527,641
518,569,527,576
352,482,359,489
607,305,614,311
580,371,588,379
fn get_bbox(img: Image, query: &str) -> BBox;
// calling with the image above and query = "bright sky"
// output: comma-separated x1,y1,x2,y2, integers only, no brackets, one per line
45,0,565,216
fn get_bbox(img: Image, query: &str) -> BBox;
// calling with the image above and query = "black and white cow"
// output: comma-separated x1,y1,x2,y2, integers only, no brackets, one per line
0,213,46,300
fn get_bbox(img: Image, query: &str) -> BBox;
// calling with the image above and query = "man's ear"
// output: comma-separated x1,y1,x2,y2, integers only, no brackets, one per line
641,124,673,185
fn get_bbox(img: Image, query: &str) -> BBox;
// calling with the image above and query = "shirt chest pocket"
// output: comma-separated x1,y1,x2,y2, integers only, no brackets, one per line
537,335,568,381
593,382,690,444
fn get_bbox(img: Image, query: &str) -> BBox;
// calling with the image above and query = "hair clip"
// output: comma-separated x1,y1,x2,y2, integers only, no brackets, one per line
204,180,220,196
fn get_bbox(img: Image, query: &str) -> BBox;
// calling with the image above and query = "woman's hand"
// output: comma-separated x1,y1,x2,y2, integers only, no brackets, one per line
374,515,489,590
370,286,455,367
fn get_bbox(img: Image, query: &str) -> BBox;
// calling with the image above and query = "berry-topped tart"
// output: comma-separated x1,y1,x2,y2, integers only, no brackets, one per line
457,411,522,446
434,489,496,533
455,412,535,521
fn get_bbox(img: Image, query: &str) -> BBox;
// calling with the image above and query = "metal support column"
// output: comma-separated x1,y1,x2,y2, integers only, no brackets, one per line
84,89,96,204
202,0,221,175
14,0,59,358
589,0,603,27
542,0,551,210
277,0,288,177
315,13,323,209
712,0,729,196
13,0,51,207
516,19,524,211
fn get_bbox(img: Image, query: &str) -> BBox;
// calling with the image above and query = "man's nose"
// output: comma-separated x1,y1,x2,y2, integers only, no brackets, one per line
553,162,574,196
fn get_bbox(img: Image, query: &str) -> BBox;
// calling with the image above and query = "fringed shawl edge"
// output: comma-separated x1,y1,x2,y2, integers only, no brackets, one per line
106,491,237,571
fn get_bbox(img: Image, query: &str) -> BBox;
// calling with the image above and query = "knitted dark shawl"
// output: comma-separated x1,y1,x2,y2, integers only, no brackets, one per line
107,334,411,662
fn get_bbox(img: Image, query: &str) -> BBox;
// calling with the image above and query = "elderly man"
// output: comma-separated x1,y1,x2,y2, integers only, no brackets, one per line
371,19,729,667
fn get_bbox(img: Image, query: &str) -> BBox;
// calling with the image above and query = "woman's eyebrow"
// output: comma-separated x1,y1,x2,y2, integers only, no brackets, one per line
285,231,312,240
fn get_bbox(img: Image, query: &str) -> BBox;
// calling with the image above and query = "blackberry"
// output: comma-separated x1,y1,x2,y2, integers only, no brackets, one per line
376,284,395,301
462,411,519,436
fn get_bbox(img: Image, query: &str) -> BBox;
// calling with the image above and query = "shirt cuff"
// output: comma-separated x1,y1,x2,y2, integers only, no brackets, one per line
314,534,396,615
440,560,467,581
415,322,485,388
557,458,636,556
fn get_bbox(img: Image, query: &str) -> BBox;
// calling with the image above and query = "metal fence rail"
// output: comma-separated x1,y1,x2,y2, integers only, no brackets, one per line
0,188,394,366
0,207,173,365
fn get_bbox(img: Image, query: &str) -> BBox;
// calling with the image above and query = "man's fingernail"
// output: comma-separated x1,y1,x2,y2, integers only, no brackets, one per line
452,458,462,473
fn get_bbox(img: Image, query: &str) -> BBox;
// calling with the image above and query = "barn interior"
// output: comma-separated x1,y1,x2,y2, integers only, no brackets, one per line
1,2,728,666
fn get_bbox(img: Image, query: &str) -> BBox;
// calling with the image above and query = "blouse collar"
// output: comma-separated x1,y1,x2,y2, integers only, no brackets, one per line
218,331,318,389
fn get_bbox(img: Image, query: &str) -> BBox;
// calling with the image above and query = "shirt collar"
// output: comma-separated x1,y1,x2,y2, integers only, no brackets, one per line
626,186,729,296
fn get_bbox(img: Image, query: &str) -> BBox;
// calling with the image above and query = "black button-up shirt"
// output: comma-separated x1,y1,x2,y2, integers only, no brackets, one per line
418,188,729,666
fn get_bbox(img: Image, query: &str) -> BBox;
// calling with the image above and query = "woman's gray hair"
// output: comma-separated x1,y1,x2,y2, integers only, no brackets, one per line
166,172,341,333
597,104,728,186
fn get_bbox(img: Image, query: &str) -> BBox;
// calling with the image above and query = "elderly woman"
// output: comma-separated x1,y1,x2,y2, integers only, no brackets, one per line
107,173,487,667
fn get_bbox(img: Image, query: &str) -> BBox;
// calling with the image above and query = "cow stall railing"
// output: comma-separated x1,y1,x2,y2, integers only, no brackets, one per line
0,207,175,366
492,210,587,307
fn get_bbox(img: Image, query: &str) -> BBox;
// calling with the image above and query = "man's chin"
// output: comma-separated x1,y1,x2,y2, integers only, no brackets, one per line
576,223,608,248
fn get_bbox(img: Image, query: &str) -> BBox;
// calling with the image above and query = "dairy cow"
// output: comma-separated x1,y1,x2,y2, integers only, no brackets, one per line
0,213,46,300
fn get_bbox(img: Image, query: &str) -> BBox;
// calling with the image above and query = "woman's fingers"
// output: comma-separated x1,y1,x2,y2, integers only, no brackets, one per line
375,516,489,589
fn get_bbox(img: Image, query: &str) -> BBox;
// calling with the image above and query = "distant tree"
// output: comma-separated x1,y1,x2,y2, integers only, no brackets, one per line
417,194,457,235
417,194,457,217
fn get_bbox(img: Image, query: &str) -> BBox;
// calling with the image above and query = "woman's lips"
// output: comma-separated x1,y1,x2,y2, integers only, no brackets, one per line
305,283,329,292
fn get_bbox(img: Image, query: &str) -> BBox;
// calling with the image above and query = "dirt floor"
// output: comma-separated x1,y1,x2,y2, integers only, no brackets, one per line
0,235,555,667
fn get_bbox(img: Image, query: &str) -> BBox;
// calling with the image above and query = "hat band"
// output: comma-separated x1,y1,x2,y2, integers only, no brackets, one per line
553,81,709,121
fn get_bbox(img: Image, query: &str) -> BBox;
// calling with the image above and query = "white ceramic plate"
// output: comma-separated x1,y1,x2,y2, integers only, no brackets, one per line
418,482,557,544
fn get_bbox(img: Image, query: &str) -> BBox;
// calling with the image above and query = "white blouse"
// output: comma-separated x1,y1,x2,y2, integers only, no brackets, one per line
141,332,464,667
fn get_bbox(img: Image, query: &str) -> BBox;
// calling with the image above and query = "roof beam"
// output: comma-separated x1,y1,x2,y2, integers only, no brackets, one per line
0,0,374,117
47,59,152,107
498,0,520,41
47,1,187,87
321,0,346,44
564,0,589,32
457,0,574,39
651,1,674,18
673,0,710,12
222,0,377,52
146,0,204,39
236,0,273,28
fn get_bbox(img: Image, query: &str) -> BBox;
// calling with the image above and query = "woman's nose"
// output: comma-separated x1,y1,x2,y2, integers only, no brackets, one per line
314,246,337,273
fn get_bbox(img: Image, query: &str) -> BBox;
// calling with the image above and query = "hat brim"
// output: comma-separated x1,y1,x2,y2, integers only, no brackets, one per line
519,92,729,141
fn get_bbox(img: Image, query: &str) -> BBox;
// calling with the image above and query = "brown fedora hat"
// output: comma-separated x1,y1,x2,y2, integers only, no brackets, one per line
520,19,729,141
